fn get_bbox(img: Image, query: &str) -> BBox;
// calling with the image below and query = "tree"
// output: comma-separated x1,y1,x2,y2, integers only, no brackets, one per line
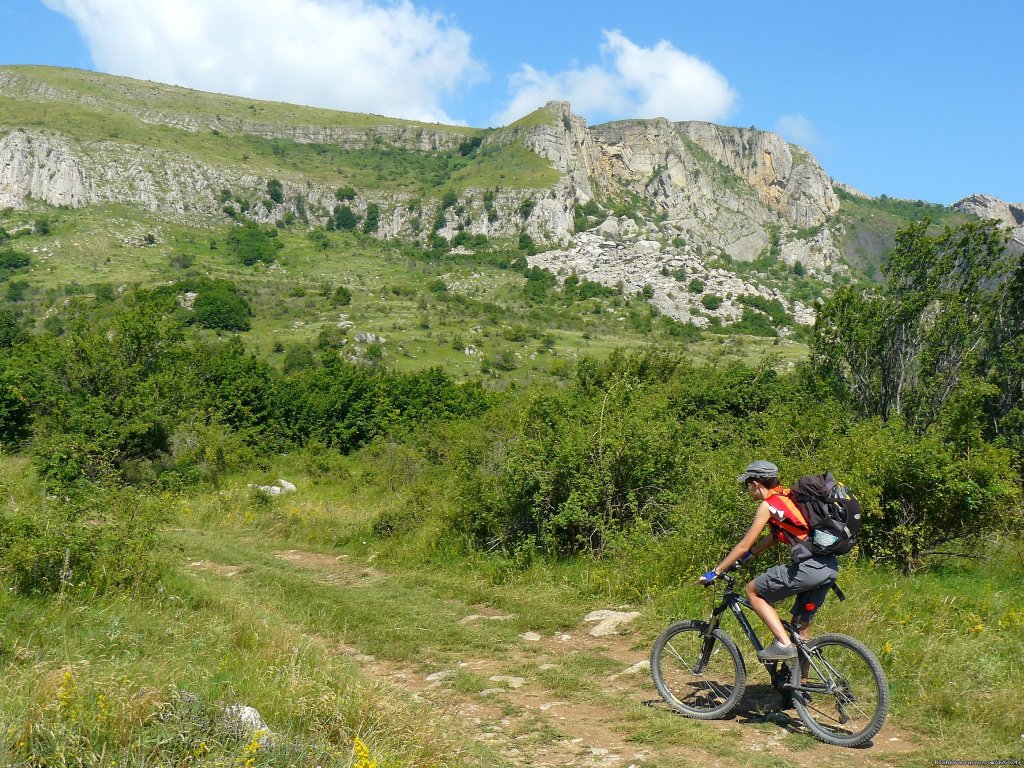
0,248,30,271
266,178,284,204
226,221,283,266
813,219,1018,433
333,204,359,231
193,285,252,331
332,286,352,306
362,202,380,234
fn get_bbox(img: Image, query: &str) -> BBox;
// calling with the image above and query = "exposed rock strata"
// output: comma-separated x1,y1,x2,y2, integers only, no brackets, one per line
527,217,815,330
953,193,1024,250
0,82,865,327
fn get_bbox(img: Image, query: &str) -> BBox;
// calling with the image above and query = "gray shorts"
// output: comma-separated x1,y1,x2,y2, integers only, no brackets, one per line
753,556,839,625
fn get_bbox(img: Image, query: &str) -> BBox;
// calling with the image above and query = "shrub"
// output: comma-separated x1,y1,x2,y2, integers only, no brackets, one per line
332,286,353,305
458,136,483,156
688,279,704,294
0,487,167,596
335,186,356,201
363,202,380,234
453,384,685,556
193,284,252,331
170,252,195,269
308,228,331,250
518,233,536,254
523,267,555,302
0,247,31,271
225,221,283,266
266,178,284,204
701,294,722,311
333,204,359,231
0,364,31,445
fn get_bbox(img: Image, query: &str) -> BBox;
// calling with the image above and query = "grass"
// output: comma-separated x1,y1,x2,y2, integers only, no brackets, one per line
3,65,481,135
0,201,812,390
2,447,1023,765
0,96,555,195
0,569,493,767
834,188,972,279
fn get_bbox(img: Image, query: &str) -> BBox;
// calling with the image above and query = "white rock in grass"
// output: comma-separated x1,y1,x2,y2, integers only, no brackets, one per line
426,670,456,683
584,609,641,637
277,479,297,492
223,704,274,747
609,660,650,679
489,675,525,689
249,484,284,495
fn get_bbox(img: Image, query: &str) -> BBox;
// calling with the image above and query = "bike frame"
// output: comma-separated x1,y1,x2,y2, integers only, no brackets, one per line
697,571,845,694
703,574,771,656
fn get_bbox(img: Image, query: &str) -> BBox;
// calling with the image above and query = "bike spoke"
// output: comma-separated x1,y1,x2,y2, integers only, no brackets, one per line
663,640,689,666
652,624,744,718
794,636,887,745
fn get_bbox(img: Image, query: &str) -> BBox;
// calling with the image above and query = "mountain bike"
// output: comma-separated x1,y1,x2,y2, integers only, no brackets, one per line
650,564,889,747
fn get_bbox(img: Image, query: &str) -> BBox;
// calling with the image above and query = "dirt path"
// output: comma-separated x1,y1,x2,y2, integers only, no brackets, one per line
204,546,923,767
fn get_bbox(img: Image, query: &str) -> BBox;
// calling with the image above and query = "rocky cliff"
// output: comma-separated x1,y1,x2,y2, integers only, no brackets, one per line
4,67,1007,333
953,193,1024,250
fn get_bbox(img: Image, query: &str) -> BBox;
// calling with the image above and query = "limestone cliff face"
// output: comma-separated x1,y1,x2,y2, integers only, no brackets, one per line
515,103,842,269
0,82,856,330
953,193,1024,250
0,131,91,208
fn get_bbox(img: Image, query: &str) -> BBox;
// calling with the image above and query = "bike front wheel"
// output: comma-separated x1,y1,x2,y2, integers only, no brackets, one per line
650,620,746,719
790,633,889,747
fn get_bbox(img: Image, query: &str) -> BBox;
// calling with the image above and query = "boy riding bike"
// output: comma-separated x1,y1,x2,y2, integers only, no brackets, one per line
698,460,839,661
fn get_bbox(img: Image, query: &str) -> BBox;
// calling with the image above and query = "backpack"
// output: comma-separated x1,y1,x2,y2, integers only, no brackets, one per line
790,472,862,556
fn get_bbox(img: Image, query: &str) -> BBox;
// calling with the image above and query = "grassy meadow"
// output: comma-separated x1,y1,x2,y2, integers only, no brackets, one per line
1,444,1021,767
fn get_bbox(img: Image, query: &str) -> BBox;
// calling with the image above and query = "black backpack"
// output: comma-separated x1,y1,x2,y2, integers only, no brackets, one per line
791,472,861,556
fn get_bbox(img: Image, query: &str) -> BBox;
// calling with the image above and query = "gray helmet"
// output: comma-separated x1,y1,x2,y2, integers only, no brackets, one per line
737,460,779,485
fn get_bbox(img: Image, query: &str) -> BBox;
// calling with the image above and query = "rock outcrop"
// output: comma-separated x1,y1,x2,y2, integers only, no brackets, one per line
0,68,880,329
953,193,1024,250
527,217,816,331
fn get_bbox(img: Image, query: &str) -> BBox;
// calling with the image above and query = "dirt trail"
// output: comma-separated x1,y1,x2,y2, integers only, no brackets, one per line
222,548,921,767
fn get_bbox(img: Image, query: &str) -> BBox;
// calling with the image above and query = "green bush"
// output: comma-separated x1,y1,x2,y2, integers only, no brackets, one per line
701,294,722,311
363,202,380,234
192,284,252,331
523,267,555,302
225,221,283,266
332,204,359,231
0,487,167,596
266,178,284,204
332,285,352,305
453,383,685,556
0,247,30,271
688,279,704,294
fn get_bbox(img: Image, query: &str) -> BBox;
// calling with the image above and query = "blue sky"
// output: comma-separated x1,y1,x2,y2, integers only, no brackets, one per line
1,0,1020,205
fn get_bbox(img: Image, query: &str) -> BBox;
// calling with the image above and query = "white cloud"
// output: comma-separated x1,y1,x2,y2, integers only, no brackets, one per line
494,30,736,126
775,114,821,147
42,0,482,123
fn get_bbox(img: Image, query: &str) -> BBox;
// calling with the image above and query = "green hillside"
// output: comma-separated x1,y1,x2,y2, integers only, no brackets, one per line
1,68,1023,767
834,188,971,279
4,65,481,133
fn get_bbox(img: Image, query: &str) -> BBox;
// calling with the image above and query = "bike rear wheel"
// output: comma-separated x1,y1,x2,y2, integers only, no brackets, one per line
650,620,746,719
790,633,889,747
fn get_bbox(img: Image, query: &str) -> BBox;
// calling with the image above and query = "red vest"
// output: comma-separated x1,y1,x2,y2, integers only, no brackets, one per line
765,488,809,545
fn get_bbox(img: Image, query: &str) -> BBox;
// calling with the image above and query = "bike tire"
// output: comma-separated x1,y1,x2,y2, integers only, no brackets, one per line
790,633,889,747
650,620,746,719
